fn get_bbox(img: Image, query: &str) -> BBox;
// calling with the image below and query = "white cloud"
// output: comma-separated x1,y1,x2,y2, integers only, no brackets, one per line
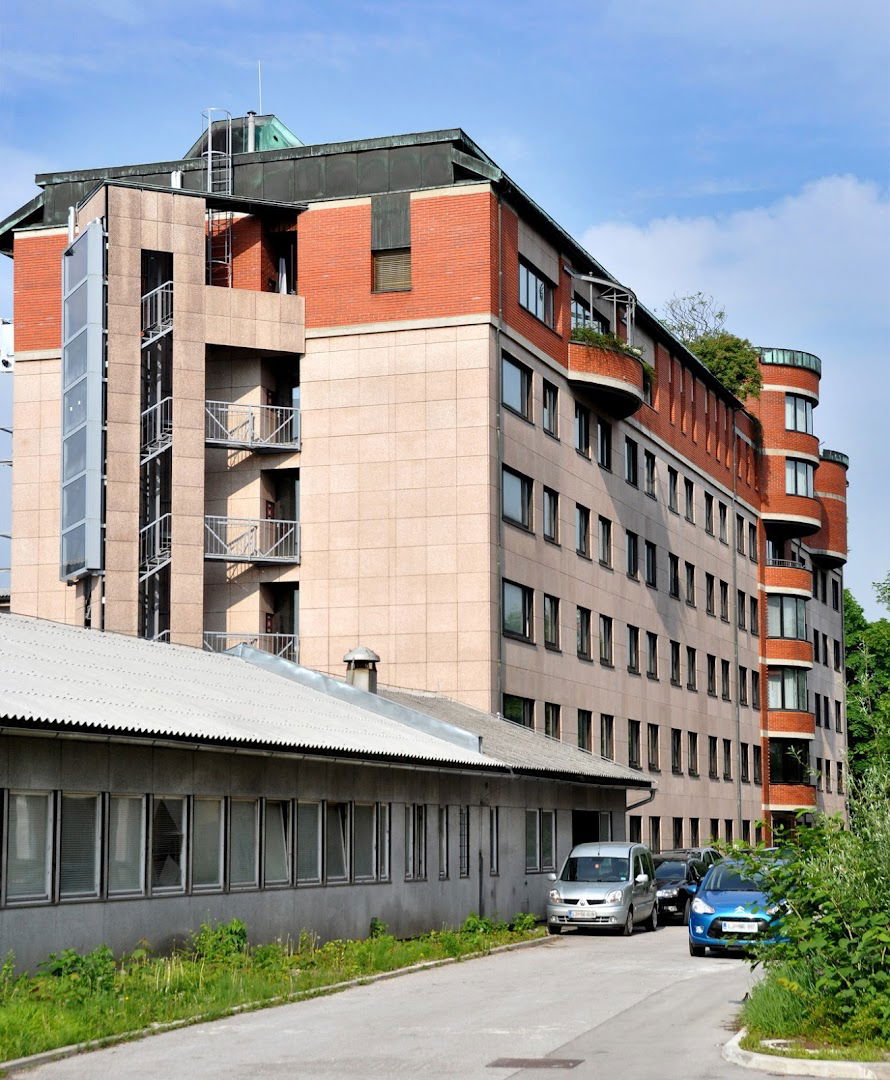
581,176,890,615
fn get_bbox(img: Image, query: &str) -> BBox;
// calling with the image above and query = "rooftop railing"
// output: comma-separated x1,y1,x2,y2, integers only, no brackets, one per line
203,632,298,661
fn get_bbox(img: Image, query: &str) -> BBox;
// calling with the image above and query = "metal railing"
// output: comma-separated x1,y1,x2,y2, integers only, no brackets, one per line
141,396,173,464
204,516,300,563
141,282,173,346
766,558,811,571
139,514,172,581
203,632,298,661
205,401,300,452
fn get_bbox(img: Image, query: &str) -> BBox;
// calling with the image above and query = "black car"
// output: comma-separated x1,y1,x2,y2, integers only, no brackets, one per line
658,846,722,868
654,855,708,923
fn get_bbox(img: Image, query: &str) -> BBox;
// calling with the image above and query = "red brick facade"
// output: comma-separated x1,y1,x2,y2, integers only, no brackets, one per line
13,231,68,351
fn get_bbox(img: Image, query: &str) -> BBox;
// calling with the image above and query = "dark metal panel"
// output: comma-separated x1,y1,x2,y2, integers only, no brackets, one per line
356,150,389,196
389,147,422,192
371,193,410,251
294,158,325,200
45,182,90,225
420,145,453,188
137,173,171,188
325,152,358,198
235,162,264,199
181,169,205,192
262,159,295,203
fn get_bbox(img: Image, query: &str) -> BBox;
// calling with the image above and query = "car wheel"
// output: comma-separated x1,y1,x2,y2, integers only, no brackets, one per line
621,908,634,936
547,924,562,936
647,903,658,932
683,900,691,925
689,941,707,957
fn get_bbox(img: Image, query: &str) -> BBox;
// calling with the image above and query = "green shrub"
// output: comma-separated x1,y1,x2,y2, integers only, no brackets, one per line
569,326,642,358
38,946,116,1002
192,918,248,962
509,913,538,933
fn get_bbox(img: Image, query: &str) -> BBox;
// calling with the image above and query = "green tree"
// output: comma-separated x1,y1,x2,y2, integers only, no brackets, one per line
844,586,890,776
659,291,762,400
874,572,890,611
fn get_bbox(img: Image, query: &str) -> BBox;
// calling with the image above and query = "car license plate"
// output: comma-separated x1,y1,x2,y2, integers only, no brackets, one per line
722,920,758,933
570,909,596,920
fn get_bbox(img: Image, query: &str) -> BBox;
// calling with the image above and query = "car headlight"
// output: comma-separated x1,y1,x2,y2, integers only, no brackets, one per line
657,887,679,898
605,889,624,904
549,890,561,902
691,897,715,915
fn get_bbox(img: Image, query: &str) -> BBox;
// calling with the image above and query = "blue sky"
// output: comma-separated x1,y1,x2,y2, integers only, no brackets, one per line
1,0,888,610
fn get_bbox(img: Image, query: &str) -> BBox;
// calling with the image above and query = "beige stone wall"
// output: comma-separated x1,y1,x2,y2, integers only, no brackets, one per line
297,321,497,709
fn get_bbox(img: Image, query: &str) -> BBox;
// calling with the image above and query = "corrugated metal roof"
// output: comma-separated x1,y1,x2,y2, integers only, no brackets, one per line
379,687,650,787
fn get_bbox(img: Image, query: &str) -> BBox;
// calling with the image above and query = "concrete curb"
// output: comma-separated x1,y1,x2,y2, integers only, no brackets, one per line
1,933,552,1075
723,1028,890,1079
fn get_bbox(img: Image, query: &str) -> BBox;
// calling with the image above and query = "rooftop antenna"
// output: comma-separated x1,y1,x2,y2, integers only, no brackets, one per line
258,61,263,115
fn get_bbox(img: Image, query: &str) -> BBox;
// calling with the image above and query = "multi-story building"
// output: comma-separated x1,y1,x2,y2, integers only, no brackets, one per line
0,111,848,842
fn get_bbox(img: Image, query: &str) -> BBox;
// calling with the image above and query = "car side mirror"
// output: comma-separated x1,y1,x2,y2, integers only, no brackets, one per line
547,872,557,882
635,873,648,884
687,882,698,894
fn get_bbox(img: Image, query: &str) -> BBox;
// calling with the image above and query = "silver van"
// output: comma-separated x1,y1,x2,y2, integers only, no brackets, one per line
546,841,659,935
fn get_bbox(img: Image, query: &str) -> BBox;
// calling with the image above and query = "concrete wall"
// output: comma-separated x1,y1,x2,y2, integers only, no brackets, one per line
0,733,626,970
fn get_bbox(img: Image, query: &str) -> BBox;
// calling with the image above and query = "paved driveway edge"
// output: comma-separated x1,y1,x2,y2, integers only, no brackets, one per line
723,1028,890,1079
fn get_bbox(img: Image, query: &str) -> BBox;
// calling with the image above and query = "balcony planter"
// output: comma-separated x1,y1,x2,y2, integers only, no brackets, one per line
567,336,645,418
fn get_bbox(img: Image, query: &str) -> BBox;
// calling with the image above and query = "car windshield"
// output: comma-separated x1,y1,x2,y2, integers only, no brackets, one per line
706,864,763,892
654,860,687,880
562,856,629,882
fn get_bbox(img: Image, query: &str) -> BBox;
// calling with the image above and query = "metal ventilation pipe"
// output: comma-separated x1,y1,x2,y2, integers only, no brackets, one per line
344,646,381,694
246,111,257,154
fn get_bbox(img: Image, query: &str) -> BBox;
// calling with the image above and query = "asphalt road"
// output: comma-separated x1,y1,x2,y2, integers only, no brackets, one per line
21,924,767,1079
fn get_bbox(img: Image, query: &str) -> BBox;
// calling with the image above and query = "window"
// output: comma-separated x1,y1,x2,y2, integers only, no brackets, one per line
831,578,840,611
835,700,843,732
750,745,762,785
502,580,533,641
525,809,555,871
576,607,591,659
688,732,699,776
626,530,639,578
686,647,697,690
670,640,681,685
108,795,145,896
574,402,590,457
814,692,822,728
297,801,322,883
722,739,733,780
600,714,615,760
737,589,747,629
785,393,814,434
542,381,558,437
372,248,411,292
704,492,714,534
5,792,53,902
673,818,684,849
151,797,186,894
720,580,729,621
725,819,734,844
825,759,833,792
627,625,640,674
502,354,531,420
571,293,608,333
647,723,660,770
669,554,680,598
458,806,470,878
598,516,612,567
837,762,844,794
625,437,639,486
736,514,745,555
739,666,748,706
405,804,427,880
646,632,659,679
741,743,750,783
544,702,561,739
519,258,554,325
230,799,259,887
718,502,728,543
706,573,715,615
502,466,532,530
644,450,656,496
595,419,611,470
543,487,559,543
708,737,718,780
707,654,717,696
768,595,807,639
577,709,592,752
649,816,661,854
786,458,815,497
750,596,759,630
645,542,657,588
684,477,695,522
628,719,642,769
752,671,761,709
721,659,732,701
749,523,758,562
575,504,590,557
685,562,696,606
438,806,449,879
265,800,292,886
823,633,830,666
599,614,613,665
690,818,700,846
769,740,811,785
59,793,100,900
628,815,642,843
742,820,751,844
192,798,224,890
668,467,679,512
833,639,842,671
503,694,534,728
543,594,560,650
709,818,719,841
489,807,500,875
768,667,808,710
671,728,682,774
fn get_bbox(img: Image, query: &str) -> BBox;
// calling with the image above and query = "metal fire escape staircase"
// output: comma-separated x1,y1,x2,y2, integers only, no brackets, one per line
139,279,174,581
203,108,233,287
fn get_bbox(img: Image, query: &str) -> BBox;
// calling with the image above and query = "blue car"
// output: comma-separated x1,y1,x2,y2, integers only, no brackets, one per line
688,859,782,956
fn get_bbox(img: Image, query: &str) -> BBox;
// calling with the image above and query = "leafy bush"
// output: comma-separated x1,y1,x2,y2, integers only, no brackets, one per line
509,913,538,933
569,326,642,358
686,331,762,400
38,946,116,1002
192,918,248,961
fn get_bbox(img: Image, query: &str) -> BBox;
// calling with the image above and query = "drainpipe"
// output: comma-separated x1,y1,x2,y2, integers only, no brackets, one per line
626,785,657,813
730,410,744,838
246,111,257,154
494,194,505,716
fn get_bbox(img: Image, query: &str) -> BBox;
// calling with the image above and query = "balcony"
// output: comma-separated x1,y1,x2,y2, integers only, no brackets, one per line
141,282,173,347
763,559,812,595
566,341,645,418
139,514,172,581
204,516,300,564
205,401,300,453
204,632,298,661
766,782,817,810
